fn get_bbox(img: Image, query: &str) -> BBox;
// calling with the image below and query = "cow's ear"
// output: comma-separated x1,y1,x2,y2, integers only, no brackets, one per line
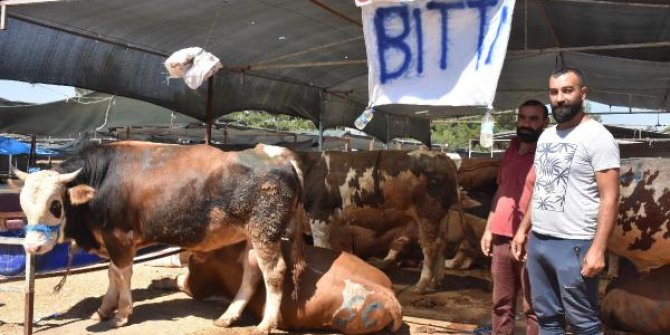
7,178,24,191
68,185,96,205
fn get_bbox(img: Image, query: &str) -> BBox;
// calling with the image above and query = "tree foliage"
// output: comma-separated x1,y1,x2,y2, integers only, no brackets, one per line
431,111,517,150
221,111,317,132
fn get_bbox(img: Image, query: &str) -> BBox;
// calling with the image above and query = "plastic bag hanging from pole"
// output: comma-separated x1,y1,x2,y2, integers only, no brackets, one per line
164,47,222,90
480,107,495,148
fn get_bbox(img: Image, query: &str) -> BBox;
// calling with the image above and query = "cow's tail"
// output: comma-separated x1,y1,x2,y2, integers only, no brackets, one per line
288,155,307,300
289,204,307,300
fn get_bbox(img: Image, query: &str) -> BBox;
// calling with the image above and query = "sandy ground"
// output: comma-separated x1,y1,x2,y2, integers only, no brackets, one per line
0,260,627,335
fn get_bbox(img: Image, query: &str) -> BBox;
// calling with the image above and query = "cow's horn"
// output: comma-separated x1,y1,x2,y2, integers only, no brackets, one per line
57,168,83,184
12,166,29,181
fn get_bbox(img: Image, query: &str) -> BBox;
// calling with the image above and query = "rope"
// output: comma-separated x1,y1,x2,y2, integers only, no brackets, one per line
95,96,116,131
202,1,224,50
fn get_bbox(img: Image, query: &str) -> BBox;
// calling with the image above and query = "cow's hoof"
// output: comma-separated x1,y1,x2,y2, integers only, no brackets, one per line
253,324,274,335
91,309,112,321
213,316,236,328
109,316,128,328
368,257,395,270
444,258,460,269
412,284,437,295
412,286,427,295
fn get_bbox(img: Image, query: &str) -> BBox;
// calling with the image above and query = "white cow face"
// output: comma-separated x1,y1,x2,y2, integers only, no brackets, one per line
10,168,94,255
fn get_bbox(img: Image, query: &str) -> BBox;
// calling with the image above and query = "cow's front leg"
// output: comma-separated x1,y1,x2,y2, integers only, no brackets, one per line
91,261,134,327
110,262,134,327
91,264,120,321
214,243,262,327
97,229,136,327
252,240,286,335
415,217,444,294
369,235,410,270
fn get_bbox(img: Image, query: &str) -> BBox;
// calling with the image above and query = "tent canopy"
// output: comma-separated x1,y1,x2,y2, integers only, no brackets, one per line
0,92,199,136
1,0,669,144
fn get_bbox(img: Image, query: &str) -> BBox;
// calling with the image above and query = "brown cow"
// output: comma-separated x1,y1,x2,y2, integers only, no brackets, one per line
155,241,403,334
444,158,499,269
10,141,305,334
298,150,460,292
601,260,670,335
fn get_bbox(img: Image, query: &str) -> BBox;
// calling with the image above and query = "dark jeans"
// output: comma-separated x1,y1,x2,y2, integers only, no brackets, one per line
526,232,602,335
491,234,538,335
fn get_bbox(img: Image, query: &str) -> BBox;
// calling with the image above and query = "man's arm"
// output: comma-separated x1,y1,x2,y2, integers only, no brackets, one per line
581,168,620,277
511,200,532,261
480,188,501,257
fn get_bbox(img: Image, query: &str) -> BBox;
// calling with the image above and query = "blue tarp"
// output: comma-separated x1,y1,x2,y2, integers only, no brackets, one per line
0,136,54,155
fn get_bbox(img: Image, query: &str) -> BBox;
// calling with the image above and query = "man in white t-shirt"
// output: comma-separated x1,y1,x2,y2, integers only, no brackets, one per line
511,68,620,335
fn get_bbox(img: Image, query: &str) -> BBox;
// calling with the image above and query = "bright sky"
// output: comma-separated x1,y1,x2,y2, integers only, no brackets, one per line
1,79,668,130
0,80,76,104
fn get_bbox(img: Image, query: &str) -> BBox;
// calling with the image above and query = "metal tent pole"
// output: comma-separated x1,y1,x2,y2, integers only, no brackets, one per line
384,113,389,150
318,119,324,151
205,77,214,145
28,135,36,170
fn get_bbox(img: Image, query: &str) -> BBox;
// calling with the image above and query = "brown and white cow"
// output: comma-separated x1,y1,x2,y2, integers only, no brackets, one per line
10,141,305,334
600,158,670,334
155,240,403,334
609,158,670,273
297,150,460,292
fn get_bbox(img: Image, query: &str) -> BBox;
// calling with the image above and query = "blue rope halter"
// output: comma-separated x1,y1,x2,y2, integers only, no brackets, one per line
24,223,61,236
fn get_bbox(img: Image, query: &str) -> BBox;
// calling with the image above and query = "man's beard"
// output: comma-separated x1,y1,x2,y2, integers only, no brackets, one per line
551,100,583,124
517,127,543,143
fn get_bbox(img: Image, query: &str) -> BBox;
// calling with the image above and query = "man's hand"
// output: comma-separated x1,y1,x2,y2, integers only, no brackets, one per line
480,230,493,257
511,231,527,261
581,247,606,277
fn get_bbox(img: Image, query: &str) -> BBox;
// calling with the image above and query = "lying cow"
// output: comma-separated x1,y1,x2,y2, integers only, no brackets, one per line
601,259,670,334
298,150,460,292
10,141,305,334
155,241,403,334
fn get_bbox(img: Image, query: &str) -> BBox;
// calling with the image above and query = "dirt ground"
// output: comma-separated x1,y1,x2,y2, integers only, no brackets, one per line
0,262,496,335
0,261,625,335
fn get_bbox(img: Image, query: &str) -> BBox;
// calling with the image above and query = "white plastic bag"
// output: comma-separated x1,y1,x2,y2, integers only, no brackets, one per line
164,47,222,89
184,51,223,89
164,47,203,78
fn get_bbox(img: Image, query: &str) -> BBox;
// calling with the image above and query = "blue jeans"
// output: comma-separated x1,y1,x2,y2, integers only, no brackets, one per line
526,232,602,335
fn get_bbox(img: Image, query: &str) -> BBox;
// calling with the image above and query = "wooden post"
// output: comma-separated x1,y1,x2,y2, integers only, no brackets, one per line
24,252,35,335
205,77,214,145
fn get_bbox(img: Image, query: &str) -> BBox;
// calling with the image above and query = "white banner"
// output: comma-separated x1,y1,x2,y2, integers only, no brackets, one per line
359,0,515,107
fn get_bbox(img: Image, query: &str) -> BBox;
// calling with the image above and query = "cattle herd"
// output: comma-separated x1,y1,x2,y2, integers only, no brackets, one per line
7,141,670,334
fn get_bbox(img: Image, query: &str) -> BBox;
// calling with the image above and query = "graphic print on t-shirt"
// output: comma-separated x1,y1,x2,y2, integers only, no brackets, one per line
533,142,577,212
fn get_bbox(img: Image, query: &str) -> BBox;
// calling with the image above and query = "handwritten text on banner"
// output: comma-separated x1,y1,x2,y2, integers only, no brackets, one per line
359,0,516,107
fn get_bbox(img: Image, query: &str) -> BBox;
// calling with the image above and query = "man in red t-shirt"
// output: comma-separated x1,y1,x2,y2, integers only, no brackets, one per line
480,100,549,335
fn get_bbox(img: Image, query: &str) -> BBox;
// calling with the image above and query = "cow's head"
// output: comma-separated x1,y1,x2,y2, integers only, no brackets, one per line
9,168,95,255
